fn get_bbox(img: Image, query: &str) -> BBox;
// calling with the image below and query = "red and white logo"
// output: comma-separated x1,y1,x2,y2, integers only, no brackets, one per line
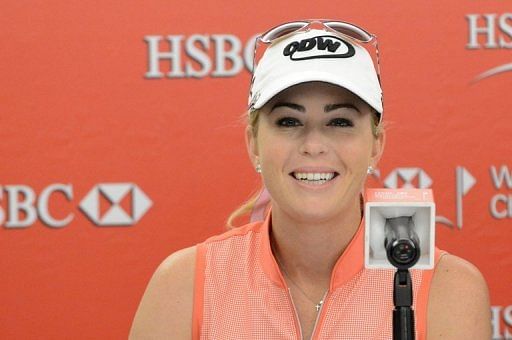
1,183,152,228
383,167,433,189
79,183,153,226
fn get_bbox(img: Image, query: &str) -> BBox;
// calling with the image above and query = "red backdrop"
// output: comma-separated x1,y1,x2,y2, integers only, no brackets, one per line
1,1,511,338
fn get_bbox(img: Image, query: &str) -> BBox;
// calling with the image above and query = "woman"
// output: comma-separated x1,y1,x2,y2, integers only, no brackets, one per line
130,20,491,339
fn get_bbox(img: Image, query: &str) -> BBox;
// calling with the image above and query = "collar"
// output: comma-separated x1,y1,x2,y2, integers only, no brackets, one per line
259,212,365,291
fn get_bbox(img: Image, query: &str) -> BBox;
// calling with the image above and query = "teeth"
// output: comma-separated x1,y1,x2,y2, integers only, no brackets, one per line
293,172,335,183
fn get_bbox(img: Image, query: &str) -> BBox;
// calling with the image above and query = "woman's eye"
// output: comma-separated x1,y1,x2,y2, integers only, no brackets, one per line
328,118,353,127
276,117,302,127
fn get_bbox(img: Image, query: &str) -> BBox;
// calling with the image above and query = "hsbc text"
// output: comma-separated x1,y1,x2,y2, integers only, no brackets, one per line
1,183,152,228
491,305,512,339
0,184,72,228
144,34,258,78
466,13,512,49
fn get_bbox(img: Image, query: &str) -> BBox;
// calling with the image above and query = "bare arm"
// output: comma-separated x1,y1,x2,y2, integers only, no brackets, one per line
427,254,491,339
129,246,196,340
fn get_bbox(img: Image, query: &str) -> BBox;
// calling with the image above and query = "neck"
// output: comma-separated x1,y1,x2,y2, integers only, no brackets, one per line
270,198,362,285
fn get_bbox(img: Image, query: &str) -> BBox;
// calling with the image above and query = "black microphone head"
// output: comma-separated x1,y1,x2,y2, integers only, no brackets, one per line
384,216,421,269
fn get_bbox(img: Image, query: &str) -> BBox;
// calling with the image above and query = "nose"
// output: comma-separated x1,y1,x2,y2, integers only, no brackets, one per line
298,128,328,157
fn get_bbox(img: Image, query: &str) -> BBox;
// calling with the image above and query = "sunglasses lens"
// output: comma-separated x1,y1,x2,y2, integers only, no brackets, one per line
325,22,373,42
260,22,308,42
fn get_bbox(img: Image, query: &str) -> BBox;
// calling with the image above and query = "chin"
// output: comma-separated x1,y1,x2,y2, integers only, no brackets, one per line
298,193,361,220
287,203,341,224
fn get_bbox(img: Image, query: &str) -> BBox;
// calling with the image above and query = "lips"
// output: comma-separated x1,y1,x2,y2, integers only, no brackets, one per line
290,171,339,185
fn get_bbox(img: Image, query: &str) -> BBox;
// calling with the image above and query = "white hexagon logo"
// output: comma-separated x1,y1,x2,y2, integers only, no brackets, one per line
79,183,152,226
384,168,433,189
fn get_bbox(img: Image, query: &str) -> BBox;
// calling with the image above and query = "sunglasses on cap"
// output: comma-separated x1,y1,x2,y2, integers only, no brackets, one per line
250,19,381,84
259,19,375,43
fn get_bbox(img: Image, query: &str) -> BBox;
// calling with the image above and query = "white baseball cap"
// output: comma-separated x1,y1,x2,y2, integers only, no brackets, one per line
249,28,383,116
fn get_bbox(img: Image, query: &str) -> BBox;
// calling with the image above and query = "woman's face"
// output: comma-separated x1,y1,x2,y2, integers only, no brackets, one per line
246,82,384,223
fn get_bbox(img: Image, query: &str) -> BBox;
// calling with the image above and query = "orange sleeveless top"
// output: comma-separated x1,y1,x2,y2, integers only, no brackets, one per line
193,214,444,340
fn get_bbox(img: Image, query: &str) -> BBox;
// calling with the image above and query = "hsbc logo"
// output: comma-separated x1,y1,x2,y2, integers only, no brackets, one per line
383,168,433,189
1,183,152,229
466,13,512,82
375,167,476,229
79,183,152,226
144,34,258,79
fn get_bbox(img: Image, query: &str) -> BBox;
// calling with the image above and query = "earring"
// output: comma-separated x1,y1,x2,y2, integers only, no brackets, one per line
367,166,374,175
256,163,262,173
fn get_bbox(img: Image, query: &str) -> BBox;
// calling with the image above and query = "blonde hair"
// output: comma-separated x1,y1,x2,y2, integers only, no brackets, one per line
226,107,384,228
226,109,263,228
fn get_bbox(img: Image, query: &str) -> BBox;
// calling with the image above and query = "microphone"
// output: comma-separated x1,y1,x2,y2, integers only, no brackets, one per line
384,216,420,269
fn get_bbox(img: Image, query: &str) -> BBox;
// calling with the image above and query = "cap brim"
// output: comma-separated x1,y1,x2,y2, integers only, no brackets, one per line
252,71,383,114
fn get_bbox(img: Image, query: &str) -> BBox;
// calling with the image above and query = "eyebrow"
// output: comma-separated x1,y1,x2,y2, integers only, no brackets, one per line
270,102,360,113
324,103,360,113
271,102,305,112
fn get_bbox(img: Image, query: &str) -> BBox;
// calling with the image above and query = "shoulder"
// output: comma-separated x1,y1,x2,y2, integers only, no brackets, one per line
427,253,491,339
129,246,197,340
203,221,264,244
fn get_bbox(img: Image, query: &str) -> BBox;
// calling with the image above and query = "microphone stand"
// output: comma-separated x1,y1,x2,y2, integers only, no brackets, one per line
393,269,415,340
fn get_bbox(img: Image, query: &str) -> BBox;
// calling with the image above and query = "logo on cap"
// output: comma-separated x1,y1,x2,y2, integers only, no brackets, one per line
283,35,355,61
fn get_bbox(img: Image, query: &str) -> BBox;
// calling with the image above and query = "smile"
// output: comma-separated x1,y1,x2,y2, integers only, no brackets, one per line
291,172,339,185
